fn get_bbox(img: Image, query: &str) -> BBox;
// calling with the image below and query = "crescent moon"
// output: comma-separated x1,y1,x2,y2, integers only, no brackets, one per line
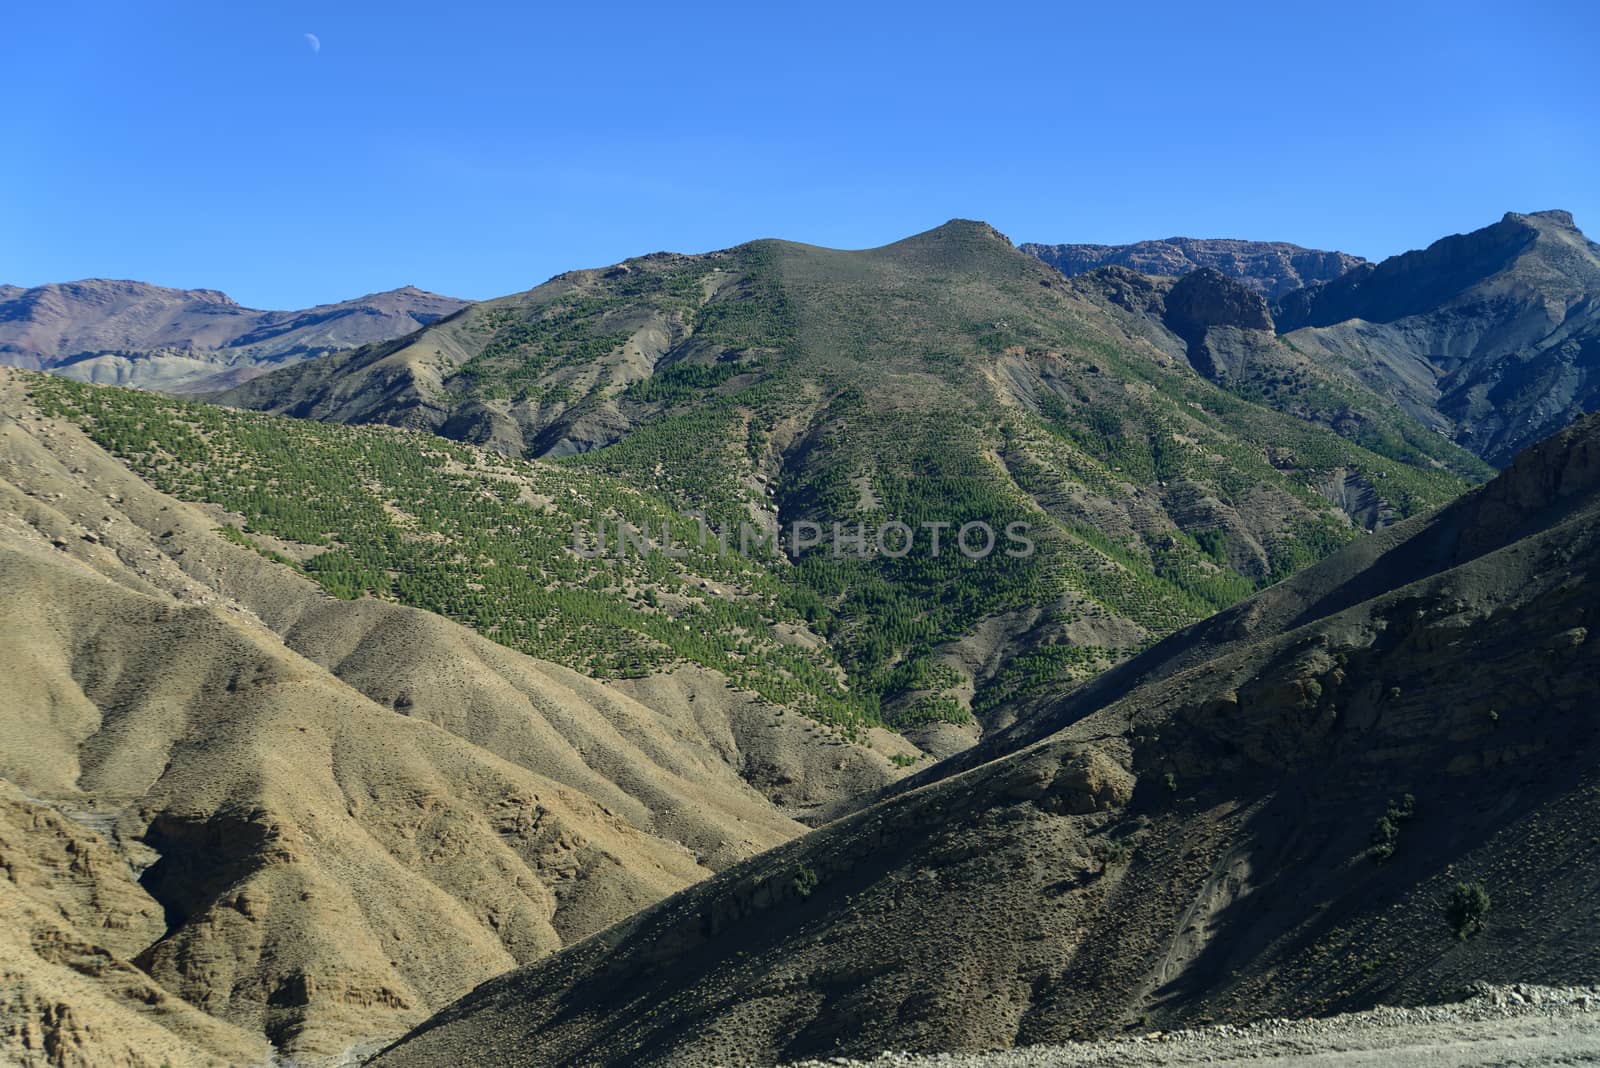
304,33,321,54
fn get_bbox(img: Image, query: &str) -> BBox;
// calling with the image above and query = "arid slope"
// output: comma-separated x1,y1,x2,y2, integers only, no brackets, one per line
0,368,891,1063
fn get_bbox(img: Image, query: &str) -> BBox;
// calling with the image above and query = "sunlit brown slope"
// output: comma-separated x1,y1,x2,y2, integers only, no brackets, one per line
373,413,1600,1068
0,369,825,1063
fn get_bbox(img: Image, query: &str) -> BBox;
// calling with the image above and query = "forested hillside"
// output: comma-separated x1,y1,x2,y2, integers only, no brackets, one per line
211,223,1486,733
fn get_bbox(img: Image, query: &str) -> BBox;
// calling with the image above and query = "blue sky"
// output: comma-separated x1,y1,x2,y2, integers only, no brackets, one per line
4,0,1596,308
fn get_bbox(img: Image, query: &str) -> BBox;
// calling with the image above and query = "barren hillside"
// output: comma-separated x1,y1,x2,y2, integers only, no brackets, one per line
0,368,905,1064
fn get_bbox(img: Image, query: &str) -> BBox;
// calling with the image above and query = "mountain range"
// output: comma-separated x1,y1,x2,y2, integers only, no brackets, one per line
0,208,1597,1066
207,221,1487,741
1274,210,1600,465
1025,211,1600,468
0,279,467,393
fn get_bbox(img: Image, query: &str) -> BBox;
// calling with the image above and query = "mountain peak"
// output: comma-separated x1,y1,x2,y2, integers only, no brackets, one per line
1274,209,1598,334
870,219,1021,271
919,218,1015,246
1507,208,1577,230
1272,209,1600,464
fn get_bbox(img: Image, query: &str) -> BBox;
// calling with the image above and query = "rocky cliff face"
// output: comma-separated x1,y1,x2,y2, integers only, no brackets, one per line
1163,267,1276,335
1023,237,1366,300
1274,211,1600,464
1158,267,1277,381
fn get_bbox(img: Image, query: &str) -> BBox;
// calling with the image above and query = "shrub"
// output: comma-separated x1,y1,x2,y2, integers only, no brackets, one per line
1369,816,1400,861
1369,793,1416,862
792,864,819,899
1092,839,1129,870
1445,881,1490,940
1193,528,1228,563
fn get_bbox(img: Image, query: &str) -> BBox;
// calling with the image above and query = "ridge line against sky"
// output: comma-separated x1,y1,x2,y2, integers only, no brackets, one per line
4,0,1595,309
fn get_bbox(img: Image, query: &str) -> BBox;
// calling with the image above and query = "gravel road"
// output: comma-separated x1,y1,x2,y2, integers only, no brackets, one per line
779,984,1600,1067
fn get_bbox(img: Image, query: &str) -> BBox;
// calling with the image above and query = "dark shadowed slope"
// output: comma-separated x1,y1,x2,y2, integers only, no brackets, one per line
371,412,1600,1068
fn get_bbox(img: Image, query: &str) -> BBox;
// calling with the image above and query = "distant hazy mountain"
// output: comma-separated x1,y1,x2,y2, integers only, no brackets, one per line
0,278,468,391
1022,237,1367,299
1275,210,1600,465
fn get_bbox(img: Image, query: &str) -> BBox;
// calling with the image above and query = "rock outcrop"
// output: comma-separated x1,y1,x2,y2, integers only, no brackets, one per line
1023,238,1365,300
1275,210,1600,464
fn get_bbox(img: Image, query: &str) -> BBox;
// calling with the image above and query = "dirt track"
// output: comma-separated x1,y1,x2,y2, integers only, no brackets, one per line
779,985,1600,1067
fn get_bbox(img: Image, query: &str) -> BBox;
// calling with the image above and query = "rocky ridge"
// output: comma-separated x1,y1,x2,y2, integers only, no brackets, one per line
1022,238,1366,300
0,279,468,392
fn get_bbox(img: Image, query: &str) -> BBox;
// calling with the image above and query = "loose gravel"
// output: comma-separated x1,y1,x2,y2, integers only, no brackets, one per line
778,983,1600,1067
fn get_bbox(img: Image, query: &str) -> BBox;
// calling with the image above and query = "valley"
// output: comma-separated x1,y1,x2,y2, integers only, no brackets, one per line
371,408,1600,1068
1,212,1596,1067
12,4,1596,1064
